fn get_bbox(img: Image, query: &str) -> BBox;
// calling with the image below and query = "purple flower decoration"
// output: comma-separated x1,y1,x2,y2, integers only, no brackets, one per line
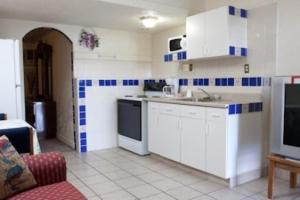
79,30,99,50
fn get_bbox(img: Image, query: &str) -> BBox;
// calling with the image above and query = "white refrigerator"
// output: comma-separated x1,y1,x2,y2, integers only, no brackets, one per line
0,39,24,120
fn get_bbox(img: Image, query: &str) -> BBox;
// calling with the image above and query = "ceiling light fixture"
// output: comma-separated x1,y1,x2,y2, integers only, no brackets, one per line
140,16,159,28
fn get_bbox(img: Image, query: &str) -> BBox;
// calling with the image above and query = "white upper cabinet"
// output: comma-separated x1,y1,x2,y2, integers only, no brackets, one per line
186,6,247,60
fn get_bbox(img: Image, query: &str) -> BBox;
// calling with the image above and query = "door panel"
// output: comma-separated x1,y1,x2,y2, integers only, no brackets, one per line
206,120,227,178
157,113,181,162
0,40,18,119
181,117,206,171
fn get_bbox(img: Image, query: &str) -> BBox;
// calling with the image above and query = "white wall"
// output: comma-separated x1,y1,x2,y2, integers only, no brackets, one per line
276,0,300,76
0,18,152,151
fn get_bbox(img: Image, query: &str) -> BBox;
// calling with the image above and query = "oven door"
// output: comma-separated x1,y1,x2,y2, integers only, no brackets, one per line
117,100,141,141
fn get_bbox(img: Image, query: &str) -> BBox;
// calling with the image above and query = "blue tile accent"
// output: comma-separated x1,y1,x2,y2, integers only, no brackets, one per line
193,79,199,86
236,104,242,114
80,132,87,139
229,6,235,15
229,46,235,55
241,48,247,56
99,80,105,86
104,80,110,86
86,80,92,86
80,119,86,125
81,146,87,153
229,104,236,115
182,51,187,60
129,80,133,86
81,139,87,146
134,80,139,86
159,79,166,83
215,78,221,86
242,77,249,86
249,103,255,112
123,80,128,86
257,77,262,86
79,105,86,112
204,78,209,86
198,79,204,86
250,77,257,86
179,79,183,86
164,54,169,62
144,80,149,84
183,79,188,86
149,79,155,83
111,80,117,86
221,78,228,86
177,52,182,60
228,78,235,86
79,92,85,98
79,80,85,86
241,9,247,18
80,112,86,119
79,87,85,92
168,54,173,62
255,102,263,112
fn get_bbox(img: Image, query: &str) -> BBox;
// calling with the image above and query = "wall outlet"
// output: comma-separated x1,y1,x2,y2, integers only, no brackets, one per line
182,64,193,72
244,64,250,74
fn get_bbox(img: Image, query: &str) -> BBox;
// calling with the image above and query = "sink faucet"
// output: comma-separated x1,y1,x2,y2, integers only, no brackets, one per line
198,88,215,100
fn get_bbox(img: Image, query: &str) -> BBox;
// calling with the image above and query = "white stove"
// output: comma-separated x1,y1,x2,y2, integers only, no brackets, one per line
117,92,163,155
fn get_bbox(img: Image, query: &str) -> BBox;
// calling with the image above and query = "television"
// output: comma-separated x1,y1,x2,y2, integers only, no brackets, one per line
271,77,300,160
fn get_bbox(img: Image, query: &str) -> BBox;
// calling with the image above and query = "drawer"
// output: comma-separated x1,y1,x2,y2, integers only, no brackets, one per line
148,102,160,111
180,105,205,119
160,103,180,116
206,107,226,121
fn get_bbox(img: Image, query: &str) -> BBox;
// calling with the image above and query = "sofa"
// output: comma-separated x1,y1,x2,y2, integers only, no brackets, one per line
7,152,86,200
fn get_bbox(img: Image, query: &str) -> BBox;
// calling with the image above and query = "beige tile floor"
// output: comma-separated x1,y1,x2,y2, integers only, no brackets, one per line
41,140,300,200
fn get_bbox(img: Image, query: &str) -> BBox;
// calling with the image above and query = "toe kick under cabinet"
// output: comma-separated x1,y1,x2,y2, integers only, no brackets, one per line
148,102,263,186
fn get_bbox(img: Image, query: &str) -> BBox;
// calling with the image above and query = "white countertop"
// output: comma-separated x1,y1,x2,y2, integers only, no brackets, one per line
144,94,262,108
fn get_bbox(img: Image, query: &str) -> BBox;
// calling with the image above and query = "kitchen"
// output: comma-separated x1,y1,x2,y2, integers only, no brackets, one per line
0,0,300,199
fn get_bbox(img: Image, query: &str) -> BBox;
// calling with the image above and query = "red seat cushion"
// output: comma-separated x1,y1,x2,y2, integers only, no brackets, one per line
8,181,86,200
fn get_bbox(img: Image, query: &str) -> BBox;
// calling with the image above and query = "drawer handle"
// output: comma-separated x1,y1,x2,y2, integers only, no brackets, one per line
166,109,173,112
188,112,197,115
211,114,221,118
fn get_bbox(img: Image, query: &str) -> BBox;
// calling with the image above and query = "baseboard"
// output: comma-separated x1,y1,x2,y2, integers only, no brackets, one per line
57,135,75,149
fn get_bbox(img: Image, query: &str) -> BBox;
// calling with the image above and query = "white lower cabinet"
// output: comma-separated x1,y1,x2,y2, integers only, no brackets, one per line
148,102,228,178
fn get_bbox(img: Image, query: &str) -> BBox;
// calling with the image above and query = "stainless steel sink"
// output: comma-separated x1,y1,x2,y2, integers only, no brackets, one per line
173,97,215,102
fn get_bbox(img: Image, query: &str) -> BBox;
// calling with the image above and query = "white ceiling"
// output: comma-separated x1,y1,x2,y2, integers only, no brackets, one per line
0,0,193,32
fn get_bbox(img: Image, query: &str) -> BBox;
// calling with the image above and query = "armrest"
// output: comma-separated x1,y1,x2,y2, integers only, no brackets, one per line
22,152,67,186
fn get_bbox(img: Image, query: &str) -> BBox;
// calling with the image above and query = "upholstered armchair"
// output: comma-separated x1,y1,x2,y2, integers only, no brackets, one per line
7,152,86,200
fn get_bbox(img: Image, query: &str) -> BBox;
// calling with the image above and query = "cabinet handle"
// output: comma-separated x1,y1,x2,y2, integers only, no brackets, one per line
206,124,209,136
166,109,173,112
178,119,182,129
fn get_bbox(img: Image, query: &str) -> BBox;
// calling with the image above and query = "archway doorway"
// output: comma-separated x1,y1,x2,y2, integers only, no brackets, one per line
22,27,76,152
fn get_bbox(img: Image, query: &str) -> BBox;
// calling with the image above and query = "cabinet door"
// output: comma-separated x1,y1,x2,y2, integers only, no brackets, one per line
157,113,181,162
205,7,228,57
181,117,206,171
186,13,205,59
206,108,227,178
148,103,161,154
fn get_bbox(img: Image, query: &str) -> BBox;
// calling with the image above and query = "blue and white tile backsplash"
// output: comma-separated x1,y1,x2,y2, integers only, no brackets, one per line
77,76,268,152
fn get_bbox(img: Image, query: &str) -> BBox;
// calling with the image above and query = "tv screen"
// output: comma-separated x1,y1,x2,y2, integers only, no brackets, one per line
284,84,300,147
